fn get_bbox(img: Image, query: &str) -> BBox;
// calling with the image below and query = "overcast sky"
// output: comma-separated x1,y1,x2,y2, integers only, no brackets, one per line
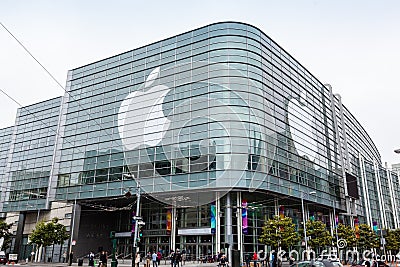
1,0,399,166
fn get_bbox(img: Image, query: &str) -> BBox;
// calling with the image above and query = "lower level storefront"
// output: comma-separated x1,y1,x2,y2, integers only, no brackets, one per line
6,190,357,262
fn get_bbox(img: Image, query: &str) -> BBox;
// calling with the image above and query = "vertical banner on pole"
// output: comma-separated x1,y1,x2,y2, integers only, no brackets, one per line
335,215,339,228
166,210,172,235
211,204,216,234
310,211,315,221
373,221,378,233
242,200,248,235
354,218,360,238
279,206,284,219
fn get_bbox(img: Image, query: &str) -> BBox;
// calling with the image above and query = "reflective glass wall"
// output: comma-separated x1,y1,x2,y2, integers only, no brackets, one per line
0,126,14,214
51,22,346,209
1,97,61,212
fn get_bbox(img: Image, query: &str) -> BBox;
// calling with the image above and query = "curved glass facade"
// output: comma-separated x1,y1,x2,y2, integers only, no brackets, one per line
1,22,399,261
54,22,347,207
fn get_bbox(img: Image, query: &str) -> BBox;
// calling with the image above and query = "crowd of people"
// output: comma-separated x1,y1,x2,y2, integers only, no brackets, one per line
135,250,162,267
243,251,284,267
76,248,287,267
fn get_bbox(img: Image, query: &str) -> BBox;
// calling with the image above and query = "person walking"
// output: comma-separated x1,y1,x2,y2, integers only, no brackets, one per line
88,251,95,267
152,251,158,267
219,255,228,267
268,251,274,267
175,249,181,267
100,251,108,267
62,252,67,263
252,251,258,267
69,251,74,266
156,251,162,266
181,250,186,265
245,254,251,267
146,252,151,267
272,251,277,267
135,252,141,267
170,250,176,267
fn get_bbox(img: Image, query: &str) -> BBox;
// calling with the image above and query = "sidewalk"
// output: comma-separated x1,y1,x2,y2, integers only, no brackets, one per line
14,261,219,267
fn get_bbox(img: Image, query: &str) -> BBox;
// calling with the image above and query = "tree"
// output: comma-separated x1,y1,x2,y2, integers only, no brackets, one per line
384,229,400,253
356,224,379,249
299,220,332,251
259,215,300,250
0,220,12,251
336,223,357,248
29,218,69,262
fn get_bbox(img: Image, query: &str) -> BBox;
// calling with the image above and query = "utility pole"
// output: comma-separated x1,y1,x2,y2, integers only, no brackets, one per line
124,174,141,267
333,200,339,254
68,198,77,266
133,179,141,252
301,194,308,253
301,191,315,259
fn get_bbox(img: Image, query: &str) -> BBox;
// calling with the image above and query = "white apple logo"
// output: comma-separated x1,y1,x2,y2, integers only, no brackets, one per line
116,61,278,207
287,91,318,161
118,67,171,151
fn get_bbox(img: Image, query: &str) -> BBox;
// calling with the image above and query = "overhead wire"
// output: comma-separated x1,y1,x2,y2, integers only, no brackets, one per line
0,22,114,142
0,22,139,202
0,88,80,152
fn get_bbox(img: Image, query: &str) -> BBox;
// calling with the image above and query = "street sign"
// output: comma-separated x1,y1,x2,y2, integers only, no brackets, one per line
137,221,146,225
133,216,143,220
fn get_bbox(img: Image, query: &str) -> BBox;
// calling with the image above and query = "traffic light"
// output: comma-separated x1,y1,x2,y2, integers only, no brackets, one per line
110,231,115,238
138,225,143,237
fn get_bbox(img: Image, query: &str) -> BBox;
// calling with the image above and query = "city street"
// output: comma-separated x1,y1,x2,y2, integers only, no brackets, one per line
7,262,219,267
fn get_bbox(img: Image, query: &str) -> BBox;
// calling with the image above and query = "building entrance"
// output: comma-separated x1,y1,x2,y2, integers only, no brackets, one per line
181,235,212,263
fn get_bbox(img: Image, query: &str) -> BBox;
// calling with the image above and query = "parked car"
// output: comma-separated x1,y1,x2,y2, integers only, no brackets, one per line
0,255,7,265
290,260,311,267
374,261,389,267
290,260,339,267
331,261,343,267
317,254,339,261
352,260,389,267
352,259,372,267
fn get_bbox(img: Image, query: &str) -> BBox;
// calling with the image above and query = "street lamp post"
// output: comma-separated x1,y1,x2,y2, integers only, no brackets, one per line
332,200,339,254
34,209,40,262
301,191,316,257
123,174,141,267
68,198,77,266
301,194,308,253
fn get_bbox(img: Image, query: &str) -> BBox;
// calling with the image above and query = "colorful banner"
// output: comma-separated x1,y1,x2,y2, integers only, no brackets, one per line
211,204,216,234
242,200,248,235
373,221,378,233
132,211,136,233
293,216,299,231
335,215,339,228
354,217,359,239
279,206,284,219
309,211,315,221
166,209,172,235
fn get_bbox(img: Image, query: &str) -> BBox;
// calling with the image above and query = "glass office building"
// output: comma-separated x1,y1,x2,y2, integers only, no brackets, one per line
1,22,399,262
